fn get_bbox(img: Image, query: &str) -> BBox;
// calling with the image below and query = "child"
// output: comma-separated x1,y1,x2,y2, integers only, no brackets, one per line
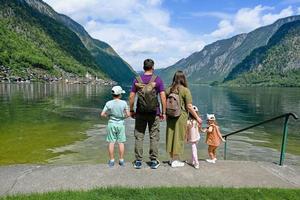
101,86,130,167
202,114,225,164
186,105,201,169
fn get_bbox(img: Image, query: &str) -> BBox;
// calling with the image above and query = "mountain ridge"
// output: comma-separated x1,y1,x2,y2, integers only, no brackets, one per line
224,20,300,86
0,0,136,83
25,0,136,84
158,15,300,86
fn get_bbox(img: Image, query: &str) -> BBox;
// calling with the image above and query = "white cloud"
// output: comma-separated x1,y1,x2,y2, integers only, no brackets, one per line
147,0,163,6
44,0,205,70
233,5,272,33
262,6,294,24
190,11,232,20
43,1,298,70
211,20,234,38
297,7,300,14
209,5,295,39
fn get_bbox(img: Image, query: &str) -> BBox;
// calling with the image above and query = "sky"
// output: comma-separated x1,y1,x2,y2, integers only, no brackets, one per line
43,0,300,71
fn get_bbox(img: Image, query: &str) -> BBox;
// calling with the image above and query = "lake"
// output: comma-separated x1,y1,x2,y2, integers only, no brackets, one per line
0,83,299,165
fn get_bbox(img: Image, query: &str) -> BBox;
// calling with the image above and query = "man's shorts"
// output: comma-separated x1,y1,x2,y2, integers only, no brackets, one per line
106,123,126,143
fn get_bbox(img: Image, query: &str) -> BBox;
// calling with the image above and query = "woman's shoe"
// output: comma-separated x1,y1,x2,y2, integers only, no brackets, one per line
171,160,185,168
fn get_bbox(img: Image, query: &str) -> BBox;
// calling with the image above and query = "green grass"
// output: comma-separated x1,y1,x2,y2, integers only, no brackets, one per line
1,187,300,200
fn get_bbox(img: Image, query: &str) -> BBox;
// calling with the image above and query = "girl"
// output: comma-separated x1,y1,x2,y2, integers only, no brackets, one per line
186,105,201,169
202,114,225,164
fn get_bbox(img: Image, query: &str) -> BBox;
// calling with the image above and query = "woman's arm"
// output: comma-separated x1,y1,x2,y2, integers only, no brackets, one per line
187,103,202,125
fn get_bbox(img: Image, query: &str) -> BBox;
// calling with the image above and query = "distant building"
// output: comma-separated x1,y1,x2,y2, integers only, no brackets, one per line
85,72,92,80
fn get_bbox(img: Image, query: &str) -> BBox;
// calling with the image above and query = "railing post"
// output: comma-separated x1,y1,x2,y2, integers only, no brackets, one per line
279,115,289,166
224,137,227,160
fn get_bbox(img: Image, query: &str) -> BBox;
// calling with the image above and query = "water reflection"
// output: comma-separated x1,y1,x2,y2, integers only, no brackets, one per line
0,83,299,165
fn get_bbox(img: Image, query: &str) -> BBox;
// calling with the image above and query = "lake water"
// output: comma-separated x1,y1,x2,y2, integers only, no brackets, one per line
0,83,299,165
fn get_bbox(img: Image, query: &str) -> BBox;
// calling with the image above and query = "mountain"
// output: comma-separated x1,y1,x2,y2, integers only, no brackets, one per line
224,20,300,86
24,0,136,84
0,0,136,83
158,15,300,85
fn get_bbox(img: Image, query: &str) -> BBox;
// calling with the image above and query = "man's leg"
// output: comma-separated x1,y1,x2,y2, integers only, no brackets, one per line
148,115,160,161
134,114,147,161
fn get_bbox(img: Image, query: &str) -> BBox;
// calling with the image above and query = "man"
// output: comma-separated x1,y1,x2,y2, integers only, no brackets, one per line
129,59,166,169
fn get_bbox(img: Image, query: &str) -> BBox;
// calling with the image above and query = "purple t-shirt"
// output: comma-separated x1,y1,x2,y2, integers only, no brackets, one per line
131,74,165,114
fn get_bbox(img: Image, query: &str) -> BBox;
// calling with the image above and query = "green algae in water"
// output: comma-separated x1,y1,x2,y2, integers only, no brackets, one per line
0,83,110,165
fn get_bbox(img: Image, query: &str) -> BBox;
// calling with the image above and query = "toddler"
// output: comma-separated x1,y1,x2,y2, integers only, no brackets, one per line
202,114,225,164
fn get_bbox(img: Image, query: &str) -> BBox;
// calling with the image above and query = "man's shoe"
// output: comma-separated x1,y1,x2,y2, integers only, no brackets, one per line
133,160,142,169
150,160,160,169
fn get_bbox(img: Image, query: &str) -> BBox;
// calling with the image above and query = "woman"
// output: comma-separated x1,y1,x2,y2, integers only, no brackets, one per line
166,71,202,168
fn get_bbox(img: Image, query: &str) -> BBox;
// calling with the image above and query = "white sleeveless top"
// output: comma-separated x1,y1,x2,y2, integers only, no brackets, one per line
187,120,200,143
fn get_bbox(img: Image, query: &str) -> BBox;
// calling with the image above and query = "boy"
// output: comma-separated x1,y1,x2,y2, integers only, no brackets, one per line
101,86,130,167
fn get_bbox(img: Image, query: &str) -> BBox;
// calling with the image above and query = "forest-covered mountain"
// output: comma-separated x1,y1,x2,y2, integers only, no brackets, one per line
0,0,136,83
224,20,300,86
158,15,300,86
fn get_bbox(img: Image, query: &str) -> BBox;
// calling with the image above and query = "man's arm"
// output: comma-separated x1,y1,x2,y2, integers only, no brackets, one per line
159,91,166,115
129,92,136,118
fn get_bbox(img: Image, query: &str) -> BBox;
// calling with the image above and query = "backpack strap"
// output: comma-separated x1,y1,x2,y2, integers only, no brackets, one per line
149,75,157,83
136,76,143,84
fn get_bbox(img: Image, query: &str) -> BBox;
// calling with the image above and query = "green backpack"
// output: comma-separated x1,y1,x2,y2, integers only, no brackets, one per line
135,75,159,113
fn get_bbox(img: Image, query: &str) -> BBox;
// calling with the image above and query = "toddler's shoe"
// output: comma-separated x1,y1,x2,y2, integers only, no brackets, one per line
119,159,125,167
150,159,160,169
206,159,216,164
108,160,115,167
133,160,142,169
194,163,199,169
171,160,185,168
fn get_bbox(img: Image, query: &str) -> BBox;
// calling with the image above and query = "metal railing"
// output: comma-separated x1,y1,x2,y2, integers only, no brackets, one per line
222,112,298,166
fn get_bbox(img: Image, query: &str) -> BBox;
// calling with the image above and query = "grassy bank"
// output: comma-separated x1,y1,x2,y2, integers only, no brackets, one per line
1,187,300,200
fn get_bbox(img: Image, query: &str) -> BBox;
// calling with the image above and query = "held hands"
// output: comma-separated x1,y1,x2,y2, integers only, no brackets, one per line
160,113,166,121
130,111,136,119
201,128,208,133
197,117,202,128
